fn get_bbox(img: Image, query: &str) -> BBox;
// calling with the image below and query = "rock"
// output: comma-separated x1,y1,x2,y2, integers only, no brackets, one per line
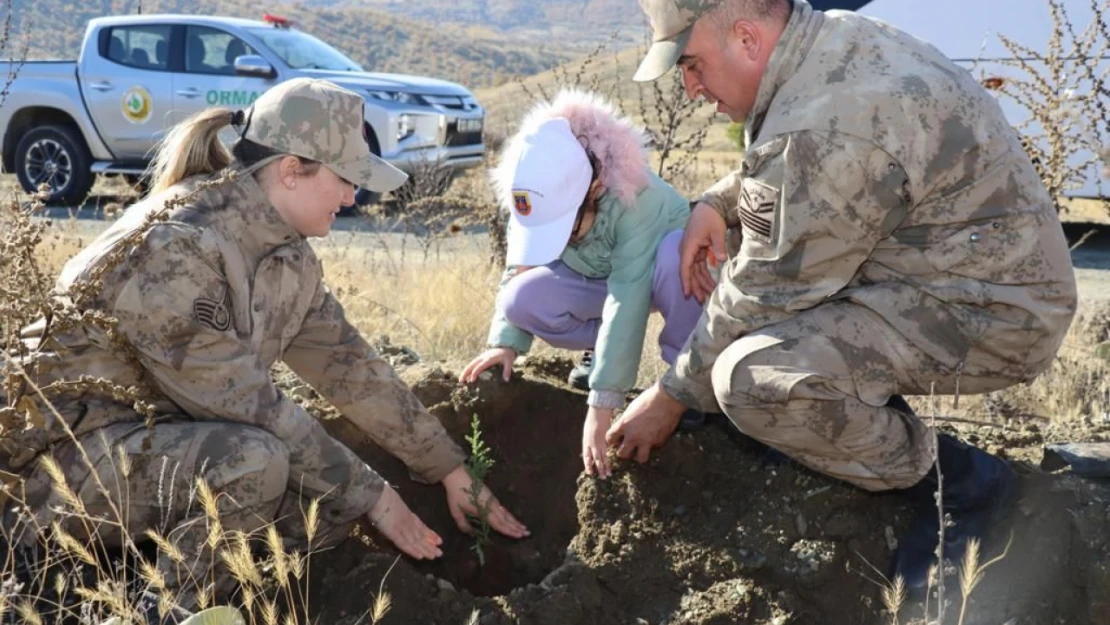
373,336,421,367
436,578,456,593
803,485,832,500
789,539,839,580
1042,442,1110,477
736,548,768,571
794,511,808,537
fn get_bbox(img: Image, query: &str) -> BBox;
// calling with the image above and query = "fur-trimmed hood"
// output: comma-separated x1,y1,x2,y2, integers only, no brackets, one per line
493,89,651,212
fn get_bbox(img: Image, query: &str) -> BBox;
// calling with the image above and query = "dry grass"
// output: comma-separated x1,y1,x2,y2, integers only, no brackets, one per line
312,228,672,386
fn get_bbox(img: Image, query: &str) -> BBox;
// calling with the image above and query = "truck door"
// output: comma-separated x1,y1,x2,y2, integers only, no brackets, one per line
170,25,278,128
79,23,175,161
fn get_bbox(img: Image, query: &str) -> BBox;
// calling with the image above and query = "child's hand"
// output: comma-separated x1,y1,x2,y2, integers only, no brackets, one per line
583,406,615,479
459,347,518,383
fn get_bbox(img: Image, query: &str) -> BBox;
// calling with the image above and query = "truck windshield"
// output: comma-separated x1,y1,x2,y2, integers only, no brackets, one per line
247,27,364,71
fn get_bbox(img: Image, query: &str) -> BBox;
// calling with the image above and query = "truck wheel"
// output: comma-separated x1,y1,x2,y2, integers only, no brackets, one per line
15,125,95,206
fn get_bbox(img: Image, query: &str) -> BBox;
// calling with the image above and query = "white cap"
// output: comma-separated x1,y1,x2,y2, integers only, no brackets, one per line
505,118,593,266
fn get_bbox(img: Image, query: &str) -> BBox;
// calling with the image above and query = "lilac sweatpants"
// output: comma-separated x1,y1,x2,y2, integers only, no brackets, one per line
499,229,704,365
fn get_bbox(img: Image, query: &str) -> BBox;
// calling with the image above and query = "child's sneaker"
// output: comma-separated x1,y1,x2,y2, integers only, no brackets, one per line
567,350,593,390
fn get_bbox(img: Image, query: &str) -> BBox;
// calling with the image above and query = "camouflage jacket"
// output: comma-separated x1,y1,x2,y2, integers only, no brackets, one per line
662,0,1078,412
13,168,465,517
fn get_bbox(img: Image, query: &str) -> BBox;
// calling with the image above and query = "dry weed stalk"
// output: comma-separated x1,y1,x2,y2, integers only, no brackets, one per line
510,34,718,195
373,194,490,264
638,71,714,186
517,32,622,105
880,573,906,625
0,0,29,109
957,533,1014,625
980,0,1109,216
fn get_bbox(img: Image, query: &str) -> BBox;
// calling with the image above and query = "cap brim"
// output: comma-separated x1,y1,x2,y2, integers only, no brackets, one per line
633,29,692,82
506,207,579,267
329,153,409,193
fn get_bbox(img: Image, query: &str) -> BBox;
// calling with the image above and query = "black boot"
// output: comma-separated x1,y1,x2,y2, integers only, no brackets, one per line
890,431,1018,593
567,350,593,391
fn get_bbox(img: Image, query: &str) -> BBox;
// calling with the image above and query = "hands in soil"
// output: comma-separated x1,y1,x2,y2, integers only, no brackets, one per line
368,484,444,560
606,383,685,463
460,347,518,383
583,406,614,479
442,464,530,539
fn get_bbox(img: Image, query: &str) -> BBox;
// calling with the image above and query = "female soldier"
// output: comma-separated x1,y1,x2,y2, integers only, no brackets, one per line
6,78,527,620
460,89,705,479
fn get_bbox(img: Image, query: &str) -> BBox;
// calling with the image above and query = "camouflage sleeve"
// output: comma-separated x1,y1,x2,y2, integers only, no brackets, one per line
662,130,911,412
111,229,384,521
696,171,744,228
283,280,467,485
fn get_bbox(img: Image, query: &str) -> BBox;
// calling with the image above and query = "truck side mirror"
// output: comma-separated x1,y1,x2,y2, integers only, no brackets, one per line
233,55,276,78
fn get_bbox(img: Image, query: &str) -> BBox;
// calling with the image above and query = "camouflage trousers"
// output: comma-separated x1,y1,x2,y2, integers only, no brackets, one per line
710,302,1021,491
15,418,355,609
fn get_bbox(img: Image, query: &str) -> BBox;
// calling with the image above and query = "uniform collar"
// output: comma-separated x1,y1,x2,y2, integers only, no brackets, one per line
745,0,825,142
221,165,305,265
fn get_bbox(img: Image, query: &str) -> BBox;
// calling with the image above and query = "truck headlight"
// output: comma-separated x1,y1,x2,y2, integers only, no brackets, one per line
368,90,421,105
397,114,414,141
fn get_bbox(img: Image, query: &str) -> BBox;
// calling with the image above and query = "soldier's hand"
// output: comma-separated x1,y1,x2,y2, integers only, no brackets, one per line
582,406,614,479
606,383,685,463
459,347,518,384
367,484,443,560
442,465,530,539
680,203,728,304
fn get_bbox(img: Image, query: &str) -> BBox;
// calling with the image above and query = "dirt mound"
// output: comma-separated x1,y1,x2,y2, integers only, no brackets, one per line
310,361,1110,625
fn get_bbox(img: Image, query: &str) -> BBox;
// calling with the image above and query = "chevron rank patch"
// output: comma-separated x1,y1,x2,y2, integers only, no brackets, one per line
193,285,233,332
738,178,778,240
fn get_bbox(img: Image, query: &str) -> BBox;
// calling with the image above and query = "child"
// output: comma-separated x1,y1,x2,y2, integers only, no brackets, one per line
460,88,705,478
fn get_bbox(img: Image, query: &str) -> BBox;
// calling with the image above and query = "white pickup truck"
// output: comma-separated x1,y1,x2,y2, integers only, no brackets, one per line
0,13,486,207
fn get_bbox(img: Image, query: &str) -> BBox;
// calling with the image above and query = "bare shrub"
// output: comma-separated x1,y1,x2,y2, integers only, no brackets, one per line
391,154,456,211
977,0,1109,217
391,194,502,264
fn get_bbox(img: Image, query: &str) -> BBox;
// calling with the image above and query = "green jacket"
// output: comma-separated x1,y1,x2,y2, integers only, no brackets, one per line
488,171,691,407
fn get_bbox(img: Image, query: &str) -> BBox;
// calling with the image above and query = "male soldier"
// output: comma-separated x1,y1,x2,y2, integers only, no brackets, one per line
606,0,1078,590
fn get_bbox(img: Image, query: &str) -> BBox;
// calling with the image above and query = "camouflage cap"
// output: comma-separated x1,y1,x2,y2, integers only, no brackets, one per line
634,0,724,82
242,77,408,192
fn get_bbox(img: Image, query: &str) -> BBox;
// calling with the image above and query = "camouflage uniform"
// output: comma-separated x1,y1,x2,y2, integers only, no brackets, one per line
5,79,462,604
649,1,1078,490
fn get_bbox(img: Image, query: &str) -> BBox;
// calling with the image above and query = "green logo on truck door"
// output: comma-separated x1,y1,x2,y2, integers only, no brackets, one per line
206,90,261,106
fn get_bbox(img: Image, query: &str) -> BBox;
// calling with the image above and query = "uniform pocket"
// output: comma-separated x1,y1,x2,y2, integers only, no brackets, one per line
919,223,994,273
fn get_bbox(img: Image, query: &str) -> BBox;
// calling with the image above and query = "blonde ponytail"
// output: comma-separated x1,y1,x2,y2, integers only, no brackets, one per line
148,108,235,195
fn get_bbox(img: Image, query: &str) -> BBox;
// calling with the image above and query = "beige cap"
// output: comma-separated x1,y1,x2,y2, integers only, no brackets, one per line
634,0,724,82
242,77,408,192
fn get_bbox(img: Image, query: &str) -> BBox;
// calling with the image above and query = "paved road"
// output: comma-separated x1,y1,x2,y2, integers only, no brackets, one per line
32,203,1110,304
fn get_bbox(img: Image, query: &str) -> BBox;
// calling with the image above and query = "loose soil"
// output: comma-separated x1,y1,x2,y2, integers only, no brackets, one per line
304,358,1110,625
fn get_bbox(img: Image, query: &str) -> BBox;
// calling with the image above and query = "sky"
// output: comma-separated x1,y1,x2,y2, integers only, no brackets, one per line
855,0,1108,197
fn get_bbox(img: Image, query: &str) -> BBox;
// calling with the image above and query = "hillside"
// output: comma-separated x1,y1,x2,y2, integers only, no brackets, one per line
328,0,648,46
10,0,576,88
476,43,737,152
